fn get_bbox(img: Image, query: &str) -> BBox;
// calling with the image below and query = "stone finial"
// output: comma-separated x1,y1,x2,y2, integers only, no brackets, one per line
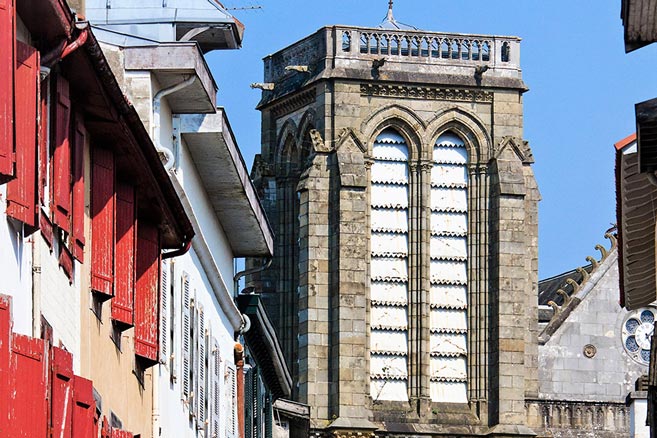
576,267,590,283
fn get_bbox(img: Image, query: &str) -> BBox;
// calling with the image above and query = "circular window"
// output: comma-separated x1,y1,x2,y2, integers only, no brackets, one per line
622,307,656,365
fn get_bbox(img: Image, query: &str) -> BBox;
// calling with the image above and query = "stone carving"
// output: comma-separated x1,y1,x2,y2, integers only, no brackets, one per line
360,83,493,103
540,232,618,344
270,88,316,118
583,344,597,358
495,136,535,164
309,129,331,153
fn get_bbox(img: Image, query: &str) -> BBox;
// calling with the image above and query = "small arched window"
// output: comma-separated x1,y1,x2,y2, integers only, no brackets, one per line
342,31,351,52
501,42,510,62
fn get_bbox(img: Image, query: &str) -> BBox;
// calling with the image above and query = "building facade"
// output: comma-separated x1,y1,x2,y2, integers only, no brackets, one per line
1,0,195,435
250,6,540,437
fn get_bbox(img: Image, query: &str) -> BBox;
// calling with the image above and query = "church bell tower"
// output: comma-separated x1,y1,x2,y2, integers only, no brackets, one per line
250,4,539,437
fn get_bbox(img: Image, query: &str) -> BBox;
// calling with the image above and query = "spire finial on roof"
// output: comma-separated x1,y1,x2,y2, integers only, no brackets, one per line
387,0,394,21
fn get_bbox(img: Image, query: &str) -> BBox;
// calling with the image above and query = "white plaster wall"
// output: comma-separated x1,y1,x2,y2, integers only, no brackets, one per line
176,139,235,285
0,185,34,336
157,247,237,438
37,238,82,372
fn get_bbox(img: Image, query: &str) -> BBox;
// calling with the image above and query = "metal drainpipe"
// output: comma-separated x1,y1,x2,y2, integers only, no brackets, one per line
234,343,246,438
152,76,196,171
40,26,89,79
233,258,272,297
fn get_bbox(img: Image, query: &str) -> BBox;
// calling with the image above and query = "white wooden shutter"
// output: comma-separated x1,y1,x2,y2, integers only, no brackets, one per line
225,362,237,438
169,263,177,381
210,337,221,438
196,304,206,428
182,273,192,403
160,259,169,365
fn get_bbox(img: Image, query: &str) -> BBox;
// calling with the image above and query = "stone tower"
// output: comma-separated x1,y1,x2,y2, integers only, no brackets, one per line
250,5,539,437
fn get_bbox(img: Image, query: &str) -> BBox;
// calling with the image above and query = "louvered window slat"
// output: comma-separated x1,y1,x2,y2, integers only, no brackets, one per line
209,336,221,438
160,259,169,365
196,304,206,427
225,363,237,438
182,274,191,402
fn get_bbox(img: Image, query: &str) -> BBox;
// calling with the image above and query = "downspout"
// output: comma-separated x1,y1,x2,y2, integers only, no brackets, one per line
152,76,196,171
234,343,245,438
40,26,89,79
233,258,272,297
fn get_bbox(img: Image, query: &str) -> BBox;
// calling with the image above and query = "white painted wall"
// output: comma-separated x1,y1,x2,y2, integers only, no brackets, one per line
0,185,34,336
630,398,649,438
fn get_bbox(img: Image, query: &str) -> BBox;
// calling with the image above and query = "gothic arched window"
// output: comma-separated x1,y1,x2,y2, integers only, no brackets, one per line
368,128,469,404
369,128,410,402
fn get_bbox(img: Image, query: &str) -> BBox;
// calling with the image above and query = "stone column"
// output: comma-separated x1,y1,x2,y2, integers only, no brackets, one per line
326,134,376,432
297,153,331,425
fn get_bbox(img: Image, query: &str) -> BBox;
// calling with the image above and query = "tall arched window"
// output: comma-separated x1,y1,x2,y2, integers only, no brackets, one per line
369,128,410,402
430,132,468,403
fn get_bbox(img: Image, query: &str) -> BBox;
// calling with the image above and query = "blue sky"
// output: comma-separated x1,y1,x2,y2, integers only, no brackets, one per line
207,0,657,279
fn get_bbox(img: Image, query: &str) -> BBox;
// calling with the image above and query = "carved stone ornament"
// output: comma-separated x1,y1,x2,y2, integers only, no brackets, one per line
336,127,367,153
494,136,534,164
309,129,332,153
583,344,597,358
360,83,493,103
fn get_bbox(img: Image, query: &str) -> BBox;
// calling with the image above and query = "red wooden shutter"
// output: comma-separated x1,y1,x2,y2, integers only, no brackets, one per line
10,334,48,437
72,375,96,438
112,182,136,327
134,222,161,364
91,147,115,298
101,416,111,438
0,0,15,181
53,75,71,230
7,41,39,228
111,429,134,438
0,295,11,437
71,113,86,261
51,346,74,438
38,78,48,206
59,240,74,281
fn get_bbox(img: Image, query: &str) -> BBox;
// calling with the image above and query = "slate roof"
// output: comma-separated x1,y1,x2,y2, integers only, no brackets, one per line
538,264,594,307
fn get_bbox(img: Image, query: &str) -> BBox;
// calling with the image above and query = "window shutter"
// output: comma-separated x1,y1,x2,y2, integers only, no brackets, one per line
71,113,86,261
159,258,169,364
168,264,176,380
112,182,135,327
101,417,111,438
72,375,95,438
110,429,134,438
134,222,161,365
52,75,71,230
50,346,74,438
210,337,220,438
10,335,48,436
6,41,38,228
0,296,11,436
0,0,15,181
182,273,191,402
245,366,254,438
38,78,48,207
196,304,206,428
225,362,237,438
91,147,114,297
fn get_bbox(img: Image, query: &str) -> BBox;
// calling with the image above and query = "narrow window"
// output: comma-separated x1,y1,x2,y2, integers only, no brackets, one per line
360,34,368,54
461,40,470,60
472,41,480,61
341,31,351,52
451,41,459,59
501,41,510,62
441,40,449,59
390,36,399,55
369,128,409,402
429,132,468,404
482,42,490,61
411,37,419,57
420,38,429,57
431,39,439,58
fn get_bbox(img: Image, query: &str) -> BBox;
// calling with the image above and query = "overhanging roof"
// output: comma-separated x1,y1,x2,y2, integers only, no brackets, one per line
237,294,292,399
180,109,273,257
86,0,244,52
621,0,657,52
124,43,217,113
18,0,193,248
616,135,657,309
